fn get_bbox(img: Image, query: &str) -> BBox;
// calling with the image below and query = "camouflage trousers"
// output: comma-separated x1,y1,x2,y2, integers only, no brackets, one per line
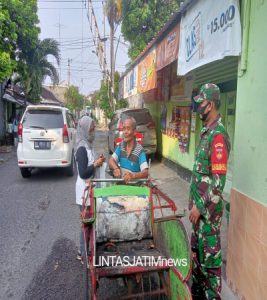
191,219,222,300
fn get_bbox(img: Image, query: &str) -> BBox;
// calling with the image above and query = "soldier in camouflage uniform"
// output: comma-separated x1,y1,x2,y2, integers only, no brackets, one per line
189,83,231,300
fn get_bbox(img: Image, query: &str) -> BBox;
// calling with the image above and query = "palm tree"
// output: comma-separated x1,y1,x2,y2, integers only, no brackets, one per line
105,0,122,26
105,0,122,111
16,38,60,104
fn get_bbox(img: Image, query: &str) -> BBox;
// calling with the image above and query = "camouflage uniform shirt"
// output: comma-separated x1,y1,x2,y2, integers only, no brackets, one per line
189,114,230,268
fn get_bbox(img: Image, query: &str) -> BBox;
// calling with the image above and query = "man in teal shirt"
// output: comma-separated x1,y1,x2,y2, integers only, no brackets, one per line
109,116,148,183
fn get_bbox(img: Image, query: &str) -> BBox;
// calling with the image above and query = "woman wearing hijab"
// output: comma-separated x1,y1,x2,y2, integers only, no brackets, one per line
75,115,105,261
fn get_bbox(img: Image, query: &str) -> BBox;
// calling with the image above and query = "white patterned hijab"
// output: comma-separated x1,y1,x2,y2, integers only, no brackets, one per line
75,116,95,156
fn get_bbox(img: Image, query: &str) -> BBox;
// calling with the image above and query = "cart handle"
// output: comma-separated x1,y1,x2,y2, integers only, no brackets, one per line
90,178,150,183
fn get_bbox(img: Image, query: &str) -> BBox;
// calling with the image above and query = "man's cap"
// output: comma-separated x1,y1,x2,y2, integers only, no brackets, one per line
193,83,220,104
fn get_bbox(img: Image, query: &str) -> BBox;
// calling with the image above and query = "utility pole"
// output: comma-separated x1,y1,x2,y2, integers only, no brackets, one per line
87,0,109,80
54,13,63,82
102,1,106,59
107,0,122,112
110,10,115,112
67,58,72,86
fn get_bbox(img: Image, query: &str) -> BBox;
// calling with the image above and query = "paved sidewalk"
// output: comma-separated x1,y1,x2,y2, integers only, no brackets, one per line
150,160,238,300
0,146,16,164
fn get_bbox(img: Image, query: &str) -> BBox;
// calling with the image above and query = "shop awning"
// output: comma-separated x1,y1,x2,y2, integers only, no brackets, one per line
2,92,27,106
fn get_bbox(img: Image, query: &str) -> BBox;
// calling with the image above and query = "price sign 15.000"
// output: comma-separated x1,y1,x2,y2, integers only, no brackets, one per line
208,5,235,35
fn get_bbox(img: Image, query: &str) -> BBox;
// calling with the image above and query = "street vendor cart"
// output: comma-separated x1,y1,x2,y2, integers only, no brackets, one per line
80,179,192,300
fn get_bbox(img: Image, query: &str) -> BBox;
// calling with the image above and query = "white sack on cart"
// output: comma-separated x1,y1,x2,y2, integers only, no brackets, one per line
96,195,151,242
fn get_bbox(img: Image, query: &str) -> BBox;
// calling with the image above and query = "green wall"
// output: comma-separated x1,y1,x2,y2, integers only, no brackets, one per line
233,0,267,204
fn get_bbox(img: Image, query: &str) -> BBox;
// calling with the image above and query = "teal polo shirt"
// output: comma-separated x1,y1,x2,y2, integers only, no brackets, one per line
112,141,148,174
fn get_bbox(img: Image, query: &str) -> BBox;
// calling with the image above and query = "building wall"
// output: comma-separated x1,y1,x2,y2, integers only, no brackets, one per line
227,1,267,298
232,1,267,205
44,84,68,104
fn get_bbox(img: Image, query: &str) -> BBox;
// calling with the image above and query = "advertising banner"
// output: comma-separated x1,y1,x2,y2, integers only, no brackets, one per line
123,66,138,98
156,24,180,71
157,65,171,101
177,0,241,75
137,49,157,93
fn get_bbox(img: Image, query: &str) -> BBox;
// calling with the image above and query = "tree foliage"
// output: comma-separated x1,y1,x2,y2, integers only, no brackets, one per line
64,85,84,111
121,0,180,60
0,0,40,81
89,91,99,110
97,71,127,119
0,1,59,103
98,80,113,119
105,0,122,27
115,98,128,110
15,38,60,102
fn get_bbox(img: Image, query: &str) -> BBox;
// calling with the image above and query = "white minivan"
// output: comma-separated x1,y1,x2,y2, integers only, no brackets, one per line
17,105,76,178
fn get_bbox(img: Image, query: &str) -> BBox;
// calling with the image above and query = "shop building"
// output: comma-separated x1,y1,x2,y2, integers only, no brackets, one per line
120,0,267,297
226,1,267,298
120,0,241,195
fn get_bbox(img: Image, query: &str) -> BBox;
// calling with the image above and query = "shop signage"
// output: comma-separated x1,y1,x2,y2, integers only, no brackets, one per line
157,65,171,101
156,24,180,71
127,94,143,109
177,0,241,75
124,66,138,98
137,49,157,93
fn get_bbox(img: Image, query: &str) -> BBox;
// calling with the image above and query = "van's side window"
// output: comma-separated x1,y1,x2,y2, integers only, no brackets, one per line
66,113,75,128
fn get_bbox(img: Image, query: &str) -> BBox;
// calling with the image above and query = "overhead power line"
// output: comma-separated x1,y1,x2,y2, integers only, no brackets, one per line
39,1,104,2
38,8,101,10
86,0,109,80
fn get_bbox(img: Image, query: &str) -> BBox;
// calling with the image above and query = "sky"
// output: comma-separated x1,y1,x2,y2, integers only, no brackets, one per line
37,0,129,95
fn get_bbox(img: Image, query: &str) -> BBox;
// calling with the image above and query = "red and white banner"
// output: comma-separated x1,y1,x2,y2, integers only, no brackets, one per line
156,24,180,71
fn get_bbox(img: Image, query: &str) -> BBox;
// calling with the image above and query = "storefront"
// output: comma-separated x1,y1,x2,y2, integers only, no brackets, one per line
176,0,241,193
1,88,25,146
147,0,241,191
121,0,241,193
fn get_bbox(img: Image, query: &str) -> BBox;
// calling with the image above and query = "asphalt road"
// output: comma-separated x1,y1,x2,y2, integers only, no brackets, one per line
0,128,237,300
0,129,117,300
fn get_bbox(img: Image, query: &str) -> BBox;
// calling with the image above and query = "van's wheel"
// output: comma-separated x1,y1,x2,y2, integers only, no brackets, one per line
149,154,154,161
65,152,75,176
147,153,155,162
20,168,31,178
108,137,113,154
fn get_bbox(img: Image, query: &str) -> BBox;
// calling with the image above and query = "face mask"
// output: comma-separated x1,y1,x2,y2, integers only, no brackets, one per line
197,102,210,121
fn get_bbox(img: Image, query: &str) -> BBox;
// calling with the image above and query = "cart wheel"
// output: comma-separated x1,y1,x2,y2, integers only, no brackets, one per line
82,256,92,300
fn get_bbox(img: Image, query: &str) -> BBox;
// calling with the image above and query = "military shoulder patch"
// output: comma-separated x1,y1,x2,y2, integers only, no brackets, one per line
211,134,229,174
